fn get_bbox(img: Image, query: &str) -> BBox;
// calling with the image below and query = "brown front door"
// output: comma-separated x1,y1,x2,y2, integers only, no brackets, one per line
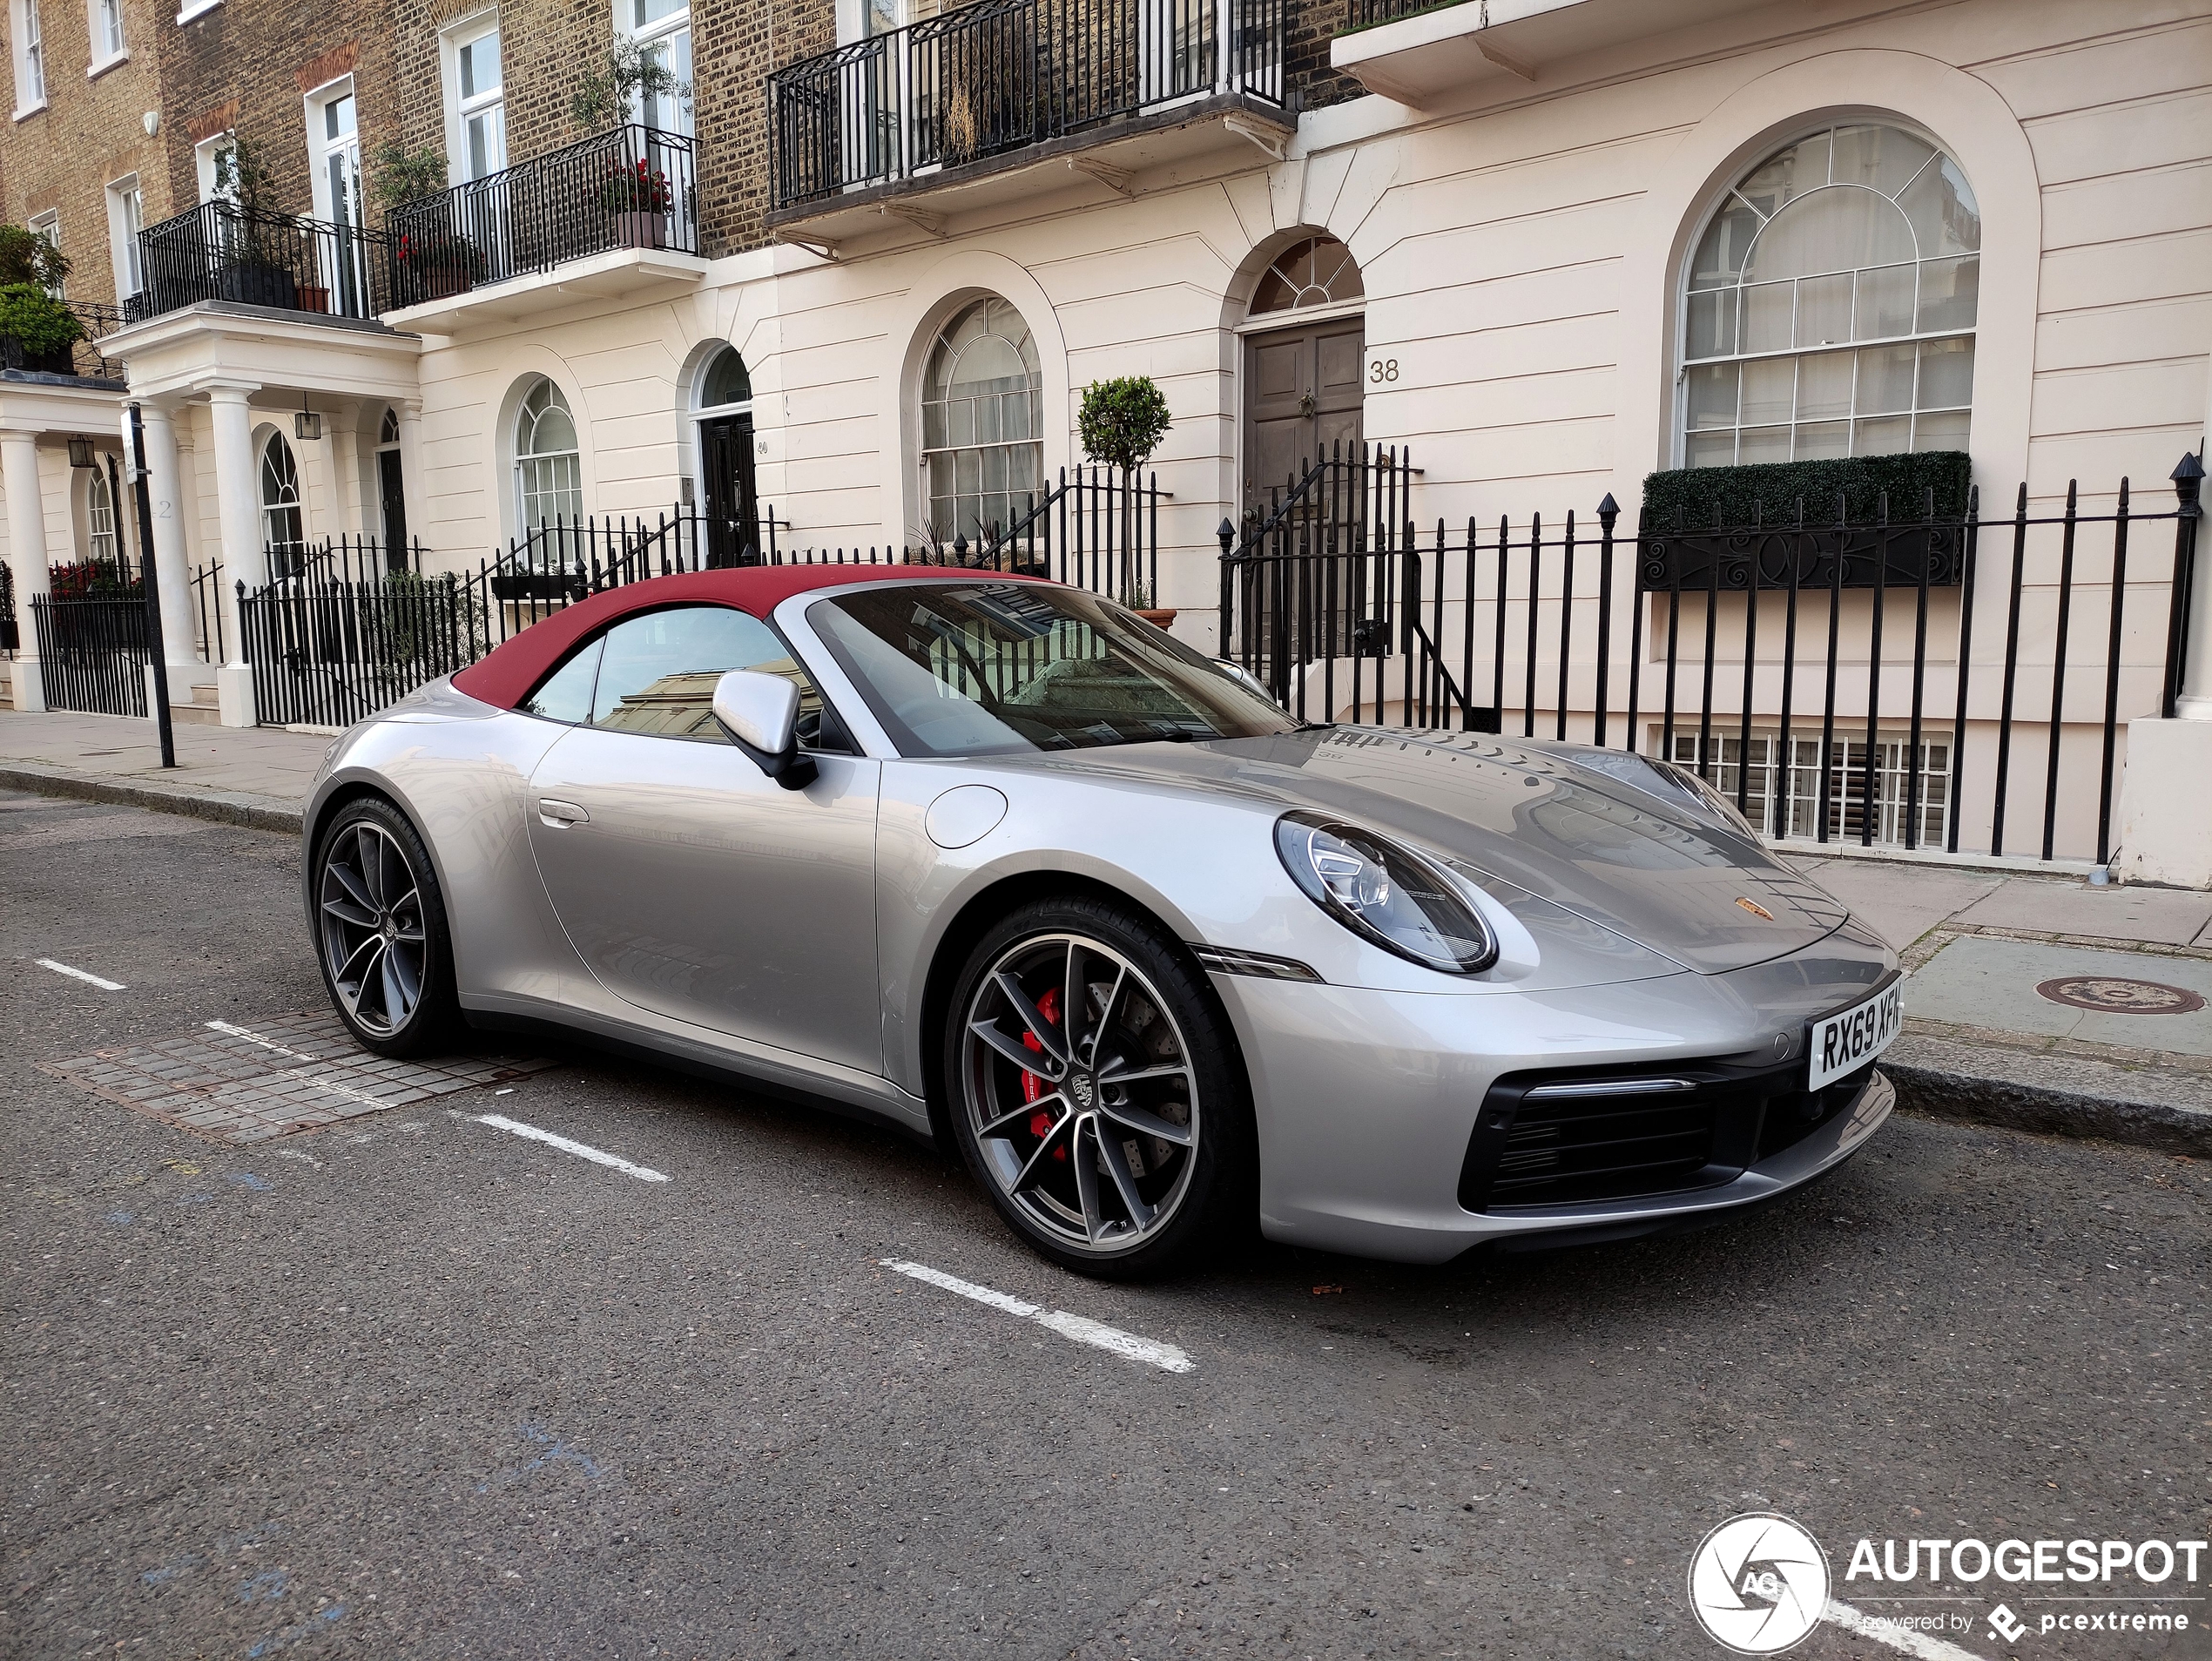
1242,316,1365,524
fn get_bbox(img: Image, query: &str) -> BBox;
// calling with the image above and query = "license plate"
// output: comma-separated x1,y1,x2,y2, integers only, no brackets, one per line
1807,978,1903,1091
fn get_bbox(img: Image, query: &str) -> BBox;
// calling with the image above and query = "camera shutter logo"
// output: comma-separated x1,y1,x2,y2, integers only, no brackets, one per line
1688,1513,1831,1654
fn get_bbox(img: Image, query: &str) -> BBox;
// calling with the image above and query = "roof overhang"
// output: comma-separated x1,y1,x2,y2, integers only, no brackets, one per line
98,300,422,405
1332,0,1777,108
766,93,1294,253
382,245,711,334
0,369,130,435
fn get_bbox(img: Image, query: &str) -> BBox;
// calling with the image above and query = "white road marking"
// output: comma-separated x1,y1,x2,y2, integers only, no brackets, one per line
880,1258,1195,1374
206,1020,320,1062
38,958,124,990
473,1113,670,1184
1825,1597,1981,1660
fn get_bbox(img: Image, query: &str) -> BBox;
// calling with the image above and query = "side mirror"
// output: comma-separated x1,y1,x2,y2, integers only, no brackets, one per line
711,669,818,791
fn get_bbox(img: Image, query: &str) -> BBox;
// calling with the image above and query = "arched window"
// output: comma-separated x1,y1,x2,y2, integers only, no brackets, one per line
260,430,303,573
380,406,400,444
698,345,750,410
516,378,583,529
86,464,118,569
921,296,1041,544
1247,234,1363,317
1681,123,1979,468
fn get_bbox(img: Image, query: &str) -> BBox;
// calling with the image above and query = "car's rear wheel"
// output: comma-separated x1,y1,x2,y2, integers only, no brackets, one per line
313,797,460,1057
945,897,1253,1279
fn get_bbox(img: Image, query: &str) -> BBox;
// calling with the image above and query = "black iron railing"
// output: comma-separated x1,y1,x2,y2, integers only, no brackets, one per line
386,125,698,308
189,558,226,664
1221,446,2204,867
1346,0,1447,29
239,536,458,729
770,0,1284,208
0,562,17,654
30,594,150,717
126,201,388,324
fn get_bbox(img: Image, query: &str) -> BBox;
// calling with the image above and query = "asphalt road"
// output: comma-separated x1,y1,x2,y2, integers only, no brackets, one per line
3,785,2206,1661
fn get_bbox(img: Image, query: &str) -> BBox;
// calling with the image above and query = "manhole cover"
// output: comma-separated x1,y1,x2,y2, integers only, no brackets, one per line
2034,976,2206,1016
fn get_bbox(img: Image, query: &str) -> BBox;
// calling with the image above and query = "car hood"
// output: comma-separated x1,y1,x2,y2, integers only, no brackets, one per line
1004,726,1848,975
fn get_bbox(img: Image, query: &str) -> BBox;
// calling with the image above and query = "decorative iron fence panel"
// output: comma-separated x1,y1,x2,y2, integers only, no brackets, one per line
1222,447,2204,867
30,596,150,717
127,202,388,324
239,538,466,729
770,0,1283,207
387,126,697,308
1,563,16,654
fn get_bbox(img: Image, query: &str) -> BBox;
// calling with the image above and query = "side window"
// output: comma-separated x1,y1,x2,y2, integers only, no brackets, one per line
588,604,846,748
520,635,604,724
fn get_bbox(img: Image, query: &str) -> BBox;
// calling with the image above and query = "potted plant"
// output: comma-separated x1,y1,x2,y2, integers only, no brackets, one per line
209,137,300,310
394,226,484,301
0,280,83,375
598,157,674,247
1078,375,1176,625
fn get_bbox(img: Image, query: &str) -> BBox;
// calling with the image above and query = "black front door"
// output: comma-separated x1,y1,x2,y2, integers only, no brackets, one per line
376,447,408,571
700,413,760,567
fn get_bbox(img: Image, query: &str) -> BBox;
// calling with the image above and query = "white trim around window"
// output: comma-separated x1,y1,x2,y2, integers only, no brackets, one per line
105,173,144,300
86,0,126,72
175,0,221,22
440,9,505,184
11,0,47,118
26,208,60,294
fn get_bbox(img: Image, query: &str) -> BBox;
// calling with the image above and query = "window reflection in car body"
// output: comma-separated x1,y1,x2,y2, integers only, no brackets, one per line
809,584,1293,758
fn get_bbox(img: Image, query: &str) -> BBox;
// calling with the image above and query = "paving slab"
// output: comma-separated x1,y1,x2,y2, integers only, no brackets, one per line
1785,857,2002,951
1906,934,2212,1057
0,709,322,830
1946,874,2212,945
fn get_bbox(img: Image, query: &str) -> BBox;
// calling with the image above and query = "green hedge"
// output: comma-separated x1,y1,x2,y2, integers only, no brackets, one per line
1641,451,1972,530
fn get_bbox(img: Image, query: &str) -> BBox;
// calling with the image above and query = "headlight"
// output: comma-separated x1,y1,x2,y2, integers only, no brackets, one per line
1274,812,1497,974
1654,757,1759,841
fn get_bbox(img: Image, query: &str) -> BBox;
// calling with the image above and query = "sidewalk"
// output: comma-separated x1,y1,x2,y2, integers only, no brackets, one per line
4,706,2207,1152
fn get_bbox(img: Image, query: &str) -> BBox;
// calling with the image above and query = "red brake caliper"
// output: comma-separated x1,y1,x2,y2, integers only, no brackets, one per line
1021,988,1068,1161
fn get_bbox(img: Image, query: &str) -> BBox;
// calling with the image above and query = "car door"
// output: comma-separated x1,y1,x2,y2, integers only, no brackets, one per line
523,603,884,1076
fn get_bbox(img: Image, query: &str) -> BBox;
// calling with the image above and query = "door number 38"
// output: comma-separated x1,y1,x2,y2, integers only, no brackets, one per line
1368,359,1399,383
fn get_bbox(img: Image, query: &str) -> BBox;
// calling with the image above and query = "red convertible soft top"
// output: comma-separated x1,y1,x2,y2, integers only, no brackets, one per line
450,563,1039,712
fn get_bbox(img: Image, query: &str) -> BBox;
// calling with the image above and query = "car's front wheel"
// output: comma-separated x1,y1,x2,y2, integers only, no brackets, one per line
313,796,460,1057
945,897,1253,1279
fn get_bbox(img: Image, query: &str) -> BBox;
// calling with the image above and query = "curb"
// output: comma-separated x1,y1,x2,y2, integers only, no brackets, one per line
1885,1032,2212,1158
0,763,304,835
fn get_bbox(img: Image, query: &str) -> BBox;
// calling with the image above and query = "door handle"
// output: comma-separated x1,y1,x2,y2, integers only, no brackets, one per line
538,798,590,828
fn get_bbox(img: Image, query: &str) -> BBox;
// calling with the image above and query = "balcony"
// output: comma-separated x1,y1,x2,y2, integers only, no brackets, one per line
768,0,1291,246
126,202,389,326
383,125,707,329
1,300,126,384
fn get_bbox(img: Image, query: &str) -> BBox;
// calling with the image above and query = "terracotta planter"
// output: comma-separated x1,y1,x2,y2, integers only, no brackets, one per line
613,211,665,249
1136,608,1177,628
425,267,473,300
295,284,330,314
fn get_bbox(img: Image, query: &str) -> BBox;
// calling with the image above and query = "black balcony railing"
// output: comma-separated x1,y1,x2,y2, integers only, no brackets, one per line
0,299,126,379
770,0,1285,209
385,125,698,308
125,201,388,325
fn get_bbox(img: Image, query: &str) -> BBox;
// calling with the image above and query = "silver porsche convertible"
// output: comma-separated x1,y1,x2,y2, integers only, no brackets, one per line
303,565,1899,1276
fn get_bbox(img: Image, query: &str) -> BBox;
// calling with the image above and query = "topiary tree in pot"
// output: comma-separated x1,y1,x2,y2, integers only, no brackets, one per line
1078,375,1173,618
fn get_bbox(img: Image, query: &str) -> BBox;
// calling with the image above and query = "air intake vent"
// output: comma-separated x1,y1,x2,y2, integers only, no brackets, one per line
1459,1057,1875,1212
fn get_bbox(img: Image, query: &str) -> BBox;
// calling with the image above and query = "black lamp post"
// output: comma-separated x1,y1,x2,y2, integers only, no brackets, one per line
121,407,176,768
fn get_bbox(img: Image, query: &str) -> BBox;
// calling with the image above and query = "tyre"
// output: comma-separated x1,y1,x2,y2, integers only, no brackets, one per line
312,796,461,1058
944,895,1254,1280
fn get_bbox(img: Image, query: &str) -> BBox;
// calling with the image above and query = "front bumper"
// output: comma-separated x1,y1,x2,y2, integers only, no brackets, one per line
1211,931,1898,1264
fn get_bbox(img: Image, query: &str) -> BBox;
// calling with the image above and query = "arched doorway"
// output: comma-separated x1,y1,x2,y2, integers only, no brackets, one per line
692,346,759,565
1241,235,1365,523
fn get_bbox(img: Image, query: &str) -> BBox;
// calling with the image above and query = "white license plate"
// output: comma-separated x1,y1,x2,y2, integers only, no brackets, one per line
1807,979,1903,1091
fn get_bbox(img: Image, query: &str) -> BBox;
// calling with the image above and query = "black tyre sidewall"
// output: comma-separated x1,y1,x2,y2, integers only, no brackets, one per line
943,895,1255,1280
313,797,460,1058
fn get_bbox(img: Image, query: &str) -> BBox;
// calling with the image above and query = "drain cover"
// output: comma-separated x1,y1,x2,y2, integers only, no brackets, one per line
2034,976,2206,1016
42,1011,556,1144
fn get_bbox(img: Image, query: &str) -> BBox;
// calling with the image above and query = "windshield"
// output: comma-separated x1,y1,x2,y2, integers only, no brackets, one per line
808,582,1296,757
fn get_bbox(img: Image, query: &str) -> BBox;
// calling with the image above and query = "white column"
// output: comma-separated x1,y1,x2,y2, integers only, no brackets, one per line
397,397,427,562
133,403,196,672
205,382,263,726
2,427,51,711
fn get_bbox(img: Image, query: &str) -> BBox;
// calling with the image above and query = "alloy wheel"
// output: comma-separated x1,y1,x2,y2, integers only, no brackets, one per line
318,820,428,1037
960,933,1200,1252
